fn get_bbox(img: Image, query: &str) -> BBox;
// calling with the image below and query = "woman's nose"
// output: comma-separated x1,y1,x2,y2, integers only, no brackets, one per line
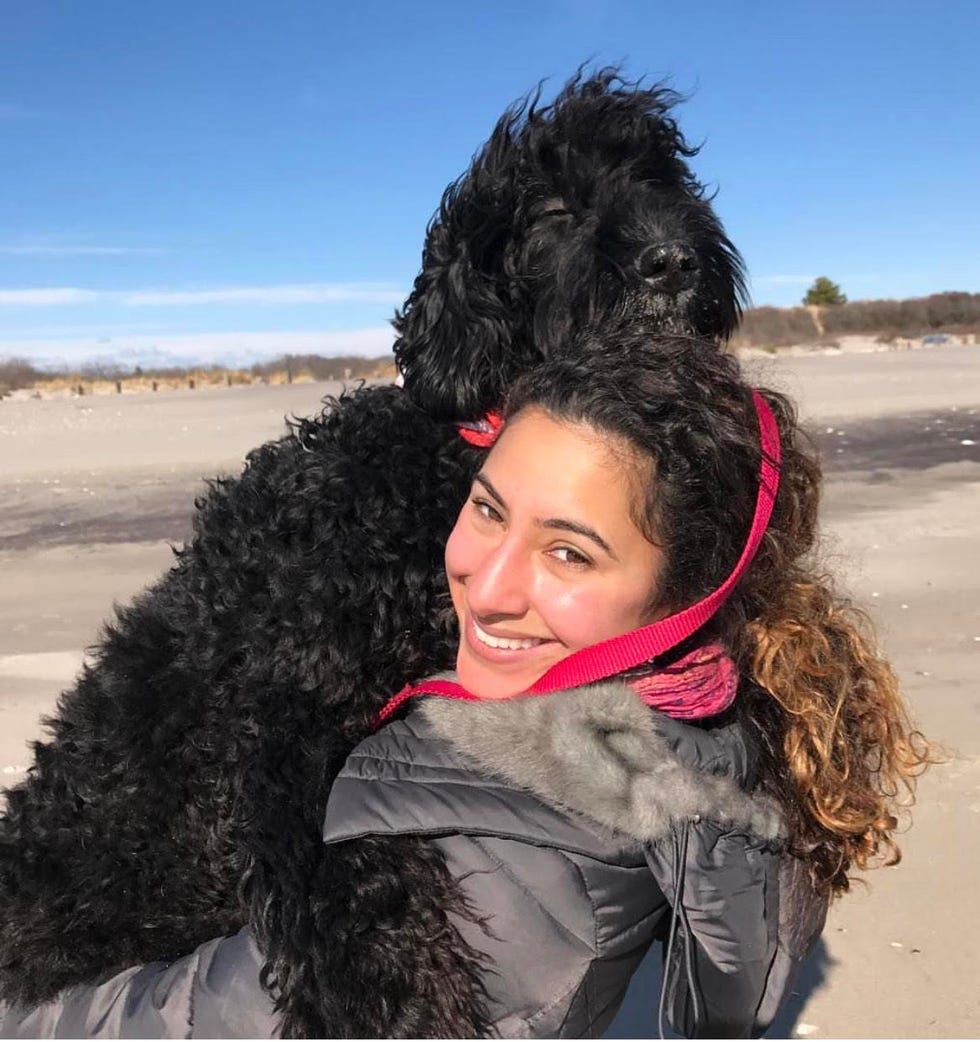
465,539,531,619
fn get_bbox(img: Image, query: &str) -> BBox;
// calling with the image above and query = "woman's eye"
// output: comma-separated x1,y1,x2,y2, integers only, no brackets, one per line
472,498,503,523
551,546,591,567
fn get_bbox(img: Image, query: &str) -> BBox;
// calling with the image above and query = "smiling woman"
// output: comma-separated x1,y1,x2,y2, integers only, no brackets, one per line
447,408,665,699
0,330,933,1039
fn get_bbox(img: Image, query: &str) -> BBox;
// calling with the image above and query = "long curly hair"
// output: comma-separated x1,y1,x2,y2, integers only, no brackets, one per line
503,328,934,895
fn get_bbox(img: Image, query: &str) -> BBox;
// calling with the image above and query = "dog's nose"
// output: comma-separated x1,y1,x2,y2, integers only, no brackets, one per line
637,242,700,294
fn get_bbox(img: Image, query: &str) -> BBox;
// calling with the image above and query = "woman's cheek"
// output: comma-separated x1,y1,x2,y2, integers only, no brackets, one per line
541,584,611,651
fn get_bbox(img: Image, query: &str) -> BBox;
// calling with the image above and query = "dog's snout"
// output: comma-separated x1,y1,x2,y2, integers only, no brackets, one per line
637,242,700,293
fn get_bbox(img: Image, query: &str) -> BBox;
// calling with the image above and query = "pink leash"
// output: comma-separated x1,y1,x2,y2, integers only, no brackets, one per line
375,391,781,727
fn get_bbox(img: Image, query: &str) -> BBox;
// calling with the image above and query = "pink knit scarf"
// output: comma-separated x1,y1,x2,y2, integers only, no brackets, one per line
621,639,738,720
375,638,737,727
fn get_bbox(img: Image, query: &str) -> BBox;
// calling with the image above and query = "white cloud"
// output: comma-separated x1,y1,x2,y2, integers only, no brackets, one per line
0,320,174,338
0,282,406,307
0,287,102,305
124,283,404,306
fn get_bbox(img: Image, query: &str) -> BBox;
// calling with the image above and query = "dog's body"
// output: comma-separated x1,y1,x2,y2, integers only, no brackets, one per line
0,72,746,1033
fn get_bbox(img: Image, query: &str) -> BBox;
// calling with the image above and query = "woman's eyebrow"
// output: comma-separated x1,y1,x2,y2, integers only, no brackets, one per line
474,473,505,505
475,473,617,559
540,518,616,559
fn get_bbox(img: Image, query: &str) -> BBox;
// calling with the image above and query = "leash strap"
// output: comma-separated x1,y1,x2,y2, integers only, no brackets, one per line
375,678,479,725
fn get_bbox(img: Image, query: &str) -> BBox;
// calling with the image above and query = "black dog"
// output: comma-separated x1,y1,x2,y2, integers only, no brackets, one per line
0,70,745,1035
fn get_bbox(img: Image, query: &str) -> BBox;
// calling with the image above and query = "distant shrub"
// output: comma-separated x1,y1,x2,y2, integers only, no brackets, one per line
736,291,980,347
0,354,400,398
80,361,132,380
0,357,42,397
821,292,980,337
251,354,395,382
734,306,819,347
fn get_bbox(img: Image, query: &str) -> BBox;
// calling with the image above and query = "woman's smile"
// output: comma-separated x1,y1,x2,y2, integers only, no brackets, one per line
457,610,563,681
470,617,550,652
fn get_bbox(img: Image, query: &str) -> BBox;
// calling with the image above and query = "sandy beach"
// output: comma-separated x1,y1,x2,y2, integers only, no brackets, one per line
1,346,978,1037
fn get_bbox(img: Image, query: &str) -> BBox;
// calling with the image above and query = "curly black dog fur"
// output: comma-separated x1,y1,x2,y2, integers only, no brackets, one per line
395,73,744,420
0,71,746,1035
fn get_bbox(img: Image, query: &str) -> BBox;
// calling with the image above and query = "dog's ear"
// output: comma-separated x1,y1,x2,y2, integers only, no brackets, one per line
393,115,542,422
392,220,513,422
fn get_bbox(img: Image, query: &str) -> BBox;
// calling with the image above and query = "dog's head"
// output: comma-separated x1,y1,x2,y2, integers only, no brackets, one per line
393,69,747,422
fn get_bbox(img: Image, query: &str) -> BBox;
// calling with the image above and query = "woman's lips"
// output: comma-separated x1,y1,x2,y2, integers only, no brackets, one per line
464,615,554,663
472,618,544,650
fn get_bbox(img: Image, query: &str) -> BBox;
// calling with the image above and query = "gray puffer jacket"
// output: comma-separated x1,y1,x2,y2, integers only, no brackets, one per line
0,682,827,1038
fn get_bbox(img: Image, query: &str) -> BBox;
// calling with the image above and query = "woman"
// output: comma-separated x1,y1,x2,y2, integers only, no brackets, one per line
0,332,930,1038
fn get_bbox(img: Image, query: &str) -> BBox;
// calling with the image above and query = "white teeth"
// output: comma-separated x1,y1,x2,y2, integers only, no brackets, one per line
473,620,542,651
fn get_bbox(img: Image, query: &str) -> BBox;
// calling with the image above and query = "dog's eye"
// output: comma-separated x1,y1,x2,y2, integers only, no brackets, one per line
534,199,573,221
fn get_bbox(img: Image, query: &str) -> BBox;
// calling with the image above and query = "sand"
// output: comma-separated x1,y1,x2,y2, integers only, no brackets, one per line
1,347,978,1037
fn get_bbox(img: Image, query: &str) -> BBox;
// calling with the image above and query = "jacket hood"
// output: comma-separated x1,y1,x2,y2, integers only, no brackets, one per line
418,680,785,843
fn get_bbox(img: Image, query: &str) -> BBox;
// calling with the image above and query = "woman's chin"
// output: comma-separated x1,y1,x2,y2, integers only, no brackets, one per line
456,652,539,701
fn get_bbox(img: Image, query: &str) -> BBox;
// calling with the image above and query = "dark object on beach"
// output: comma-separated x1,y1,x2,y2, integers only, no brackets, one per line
0,70,745,1036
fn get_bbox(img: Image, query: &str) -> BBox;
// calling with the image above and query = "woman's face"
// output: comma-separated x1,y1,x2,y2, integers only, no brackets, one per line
446,408,665,700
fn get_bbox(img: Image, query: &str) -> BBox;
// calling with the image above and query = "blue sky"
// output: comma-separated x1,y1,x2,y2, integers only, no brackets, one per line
2,0,978,367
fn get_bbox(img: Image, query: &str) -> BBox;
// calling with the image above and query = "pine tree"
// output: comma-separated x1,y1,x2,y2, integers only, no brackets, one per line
803,277,847,306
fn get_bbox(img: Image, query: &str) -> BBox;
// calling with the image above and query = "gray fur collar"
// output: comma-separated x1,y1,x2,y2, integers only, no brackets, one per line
418,681,785,843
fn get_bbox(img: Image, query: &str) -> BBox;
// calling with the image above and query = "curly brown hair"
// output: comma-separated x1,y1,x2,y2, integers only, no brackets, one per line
504,329,934,895
728,390,933,893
